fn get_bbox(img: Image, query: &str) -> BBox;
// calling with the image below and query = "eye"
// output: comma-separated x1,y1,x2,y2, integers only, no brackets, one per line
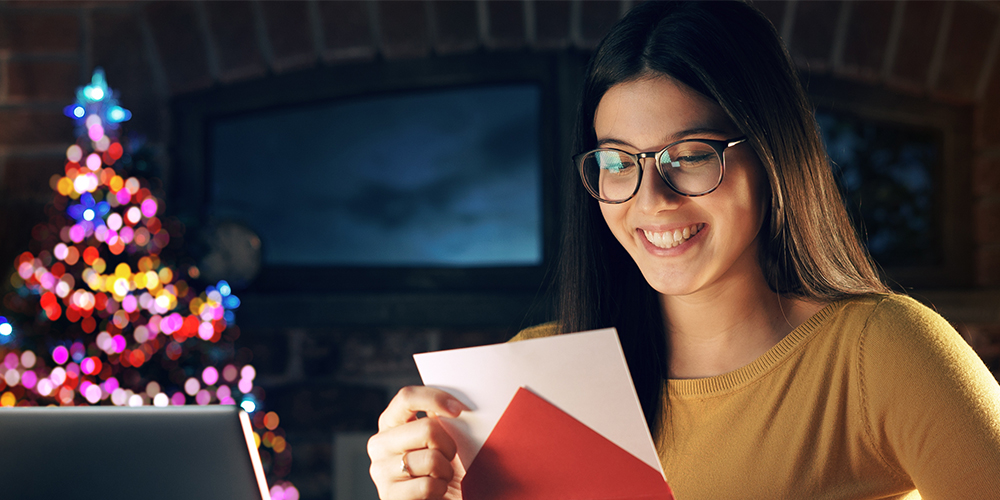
595,151,635,173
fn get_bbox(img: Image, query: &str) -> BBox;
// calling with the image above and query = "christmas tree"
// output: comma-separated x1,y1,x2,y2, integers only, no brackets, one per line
0,69,297,500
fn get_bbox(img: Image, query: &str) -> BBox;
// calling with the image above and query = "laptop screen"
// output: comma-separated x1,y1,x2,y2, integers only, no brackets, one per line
0,405,270,500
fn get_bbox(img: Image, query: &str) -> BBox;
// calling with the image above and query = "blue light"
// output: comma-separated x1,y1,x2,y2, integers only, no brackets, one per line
218,281,231,296
108,106,131,123
240,398,257,413
223,310,236,324
0,318,11,336
83,209,95,221
63,104,86,119
85,85,105,102
67,204,85,221
223,296,241,309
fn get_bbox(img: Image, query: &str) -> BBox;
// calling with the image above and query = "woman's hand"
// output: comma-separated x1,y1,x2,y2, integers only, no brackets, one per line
368,386,469,500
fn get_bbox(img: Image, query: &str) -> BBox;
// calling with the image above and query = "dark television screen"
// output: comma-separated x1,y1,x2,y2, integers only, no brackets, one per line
208,83,542,268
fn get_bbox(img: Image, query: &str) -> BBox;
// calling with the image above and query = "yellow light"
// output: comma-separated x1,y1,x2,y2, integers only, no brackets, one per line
0,391,15,407
57,177,74,196
113,278,130,297
155,293,171,311
190,297,203,315
158,267,173,284
115,262,131,279
92,258,107,274
110,175,124,192
253,431,261,448
133,271,148,289
145,270,159,290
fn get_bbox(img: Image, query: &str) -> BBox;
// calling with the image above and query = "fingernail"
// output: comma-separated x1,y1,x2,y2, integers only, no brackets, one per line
446,399,466,416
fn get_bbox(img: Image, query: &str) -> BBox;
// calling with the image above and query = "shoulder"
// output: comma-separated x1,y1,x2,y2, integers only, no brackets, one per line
826,293,955,344
841,293,965,358
508,321,560,342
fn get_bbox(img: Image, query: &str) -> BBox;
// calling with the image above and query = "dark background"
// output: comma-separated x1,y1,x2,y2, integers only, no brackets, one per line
2,1,1000,498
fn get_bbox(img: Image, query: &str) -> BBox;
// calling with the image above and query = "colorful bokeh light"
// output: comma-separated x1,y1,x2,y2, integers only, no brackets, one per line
3,68,294,489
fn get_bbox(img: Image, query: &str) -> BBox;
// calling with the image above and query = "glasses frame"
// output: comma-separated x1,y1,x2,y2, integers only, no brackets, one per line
574,136,748,204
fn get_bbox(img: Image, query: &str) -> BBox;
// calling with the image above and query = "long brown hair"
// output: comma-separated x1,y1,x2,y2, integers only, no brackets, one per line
557,0,889,436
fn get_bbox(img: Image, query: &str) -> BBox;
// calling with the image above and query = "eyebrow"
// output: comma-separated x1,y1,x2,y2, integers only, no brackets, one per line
596,127,732,150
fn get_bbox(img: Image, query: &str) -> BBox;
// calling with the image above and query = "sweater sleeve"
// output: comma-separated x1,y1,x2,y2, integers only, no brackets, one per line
508,321,560,342
859,295,1000,499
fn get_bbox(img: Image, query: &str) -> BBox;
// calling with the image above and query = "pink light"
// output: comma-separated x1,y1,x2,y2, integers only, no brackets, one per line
270,486,286,500
202,366,219,386
85,152,102,171
223,364,238,382
238,378,253,394
217,384,231,400
170,391,186,406
195,389,211,405
117,189,131,205
120,226,134,244
4,352,19,369
69,224,86,243
84,383,102,404
198,321,214,340
50,367,66,386
112,334,126,353
184,377,200,396
17,261,33,279
122,294,138,313
147,315,161,335
102,377,119,393
21,370,37,389
54,243,69,261
141,198,158,218
81,357,96,375
39,272,56,290
88,124,104,142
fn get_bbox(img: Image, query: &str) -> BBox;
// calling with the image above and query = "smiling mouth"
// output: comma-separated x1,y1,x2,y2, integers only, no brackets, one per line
642,223,705,249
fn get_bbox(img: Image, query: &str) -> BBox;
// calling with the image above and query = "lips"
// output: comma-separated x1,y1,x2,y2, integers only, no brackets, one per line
641,223,704,249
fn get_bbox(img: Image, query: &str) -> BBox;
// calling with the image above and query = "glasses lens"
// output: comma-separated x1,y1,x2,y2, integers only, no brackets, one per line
580,150,639,202
660,141,723,195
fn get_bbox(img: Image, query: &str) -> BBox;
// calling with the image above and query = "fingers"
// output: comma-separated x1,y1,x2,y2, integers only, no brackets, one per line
373,475,449,500
368,415,458,462
372,448,455,482
368,386,469,499
379,386,469,431
369,448,455,500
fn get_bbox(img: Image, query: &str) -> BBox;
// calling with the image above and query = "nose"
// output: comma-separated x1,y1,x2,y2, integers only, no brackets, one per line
632,157,683,213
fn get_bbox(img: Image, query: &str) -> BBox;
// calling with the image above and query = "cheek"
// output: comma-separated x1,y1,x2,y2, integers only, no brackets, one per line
599,203,627,240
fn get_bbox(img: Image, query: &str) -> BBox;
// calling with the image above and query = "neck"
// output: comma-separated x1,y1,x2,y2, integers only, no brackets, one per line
662,273,824,379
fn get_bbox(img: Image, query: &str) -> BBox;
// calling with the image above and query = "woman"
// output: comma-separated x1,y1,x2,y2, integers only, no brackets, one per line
368,2,1000,499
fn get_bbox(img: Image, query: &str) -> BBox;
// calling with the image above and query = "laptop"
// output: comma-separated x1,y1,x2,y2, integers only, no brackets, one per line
0,405,271,500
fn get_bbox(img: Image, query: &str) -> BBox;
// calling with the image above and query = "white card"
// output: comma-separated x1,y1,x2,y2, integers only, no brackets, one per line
413,328,662,474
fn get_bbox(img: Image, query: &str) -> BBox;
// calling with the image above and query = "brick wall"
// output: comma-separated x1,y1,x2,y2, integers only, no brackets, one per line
2,1,1000,498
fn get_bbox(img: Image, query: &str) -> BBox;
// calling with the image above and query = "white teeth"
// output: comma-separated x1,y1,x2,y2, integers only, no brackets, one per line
642,224,703,249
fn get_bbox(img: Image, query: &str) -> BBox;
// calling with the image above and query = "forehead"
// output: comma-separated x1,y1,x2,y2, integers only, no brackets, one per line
593,76,733,148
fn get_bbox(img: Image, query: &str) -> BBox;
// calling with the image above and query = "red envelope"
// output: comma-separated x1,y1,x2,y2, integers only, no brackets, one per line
462,387,675,500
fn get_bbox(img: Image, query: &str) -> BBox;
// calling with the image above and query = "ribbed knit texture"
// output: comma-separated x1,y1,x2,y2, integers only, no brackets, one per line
513,295,1000,499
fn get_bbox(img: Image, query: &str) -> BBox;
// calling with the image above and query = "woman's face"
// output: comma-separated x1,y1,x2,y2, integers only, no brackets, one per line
594,76,768,298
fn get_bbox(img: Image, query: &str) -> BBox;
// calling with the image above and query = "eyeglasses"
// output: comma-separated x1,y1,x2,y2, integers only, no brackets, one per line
574,137,747,203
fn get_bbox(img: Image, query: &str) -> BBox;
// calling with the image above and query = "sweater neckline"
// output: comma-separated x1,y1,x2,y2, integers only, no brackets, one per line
667,299,841,397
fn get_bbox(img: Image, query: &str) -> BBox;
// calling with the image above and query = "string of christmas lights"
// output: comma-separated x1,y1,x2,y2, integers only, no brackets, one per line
0,69,297,500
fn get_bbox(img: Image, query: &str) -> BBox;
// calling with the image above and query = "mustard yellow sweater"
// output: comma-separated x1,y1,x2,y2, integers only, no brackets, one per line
513,294,1000,499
